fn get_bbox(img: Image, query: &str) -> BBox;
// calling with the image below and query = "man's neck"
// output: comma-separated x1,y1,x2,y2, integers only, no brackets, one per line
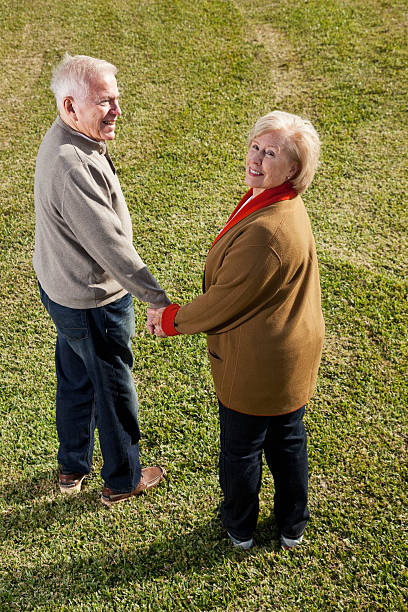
58,114,103,144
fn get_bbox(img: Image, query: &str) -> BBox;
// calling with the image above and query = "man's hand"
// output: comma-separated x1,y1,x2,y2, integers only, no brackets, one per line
146,307,167,337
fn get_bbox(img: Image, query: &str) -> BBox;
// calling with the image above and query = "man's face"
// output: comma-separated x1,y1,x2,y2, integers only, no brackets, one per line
72,72,121,141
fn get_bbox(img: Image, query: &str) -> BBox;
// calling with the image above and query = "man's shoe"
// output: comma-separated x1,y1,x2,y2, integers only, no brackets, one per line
100,466,166,507
280,533,304,550
227,532,254,550
59,472,87,494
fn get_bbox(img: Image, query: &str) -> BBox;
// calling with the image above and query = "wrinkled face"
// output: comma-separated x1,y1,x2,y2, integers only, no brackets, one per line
71,72,121,141
245,130,297,195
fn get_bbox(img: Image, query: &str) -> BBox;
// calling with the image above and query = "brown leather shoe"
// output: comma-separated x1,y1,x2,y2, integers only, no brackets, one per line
59,471,87,494
100,466,166,507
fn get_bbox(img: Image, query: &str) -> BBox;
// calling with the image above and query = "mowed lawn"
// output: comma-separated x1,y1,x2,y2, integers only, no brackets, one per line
0,0,407,610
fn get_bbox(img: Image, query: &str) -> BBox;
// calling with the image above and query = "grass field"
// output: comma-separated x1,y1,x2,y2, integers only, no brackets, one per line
0,0,407,610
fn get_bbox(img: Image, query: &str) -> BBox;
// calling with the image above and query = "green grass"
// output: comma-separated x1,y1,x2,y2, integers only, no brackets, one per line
0,0,407,609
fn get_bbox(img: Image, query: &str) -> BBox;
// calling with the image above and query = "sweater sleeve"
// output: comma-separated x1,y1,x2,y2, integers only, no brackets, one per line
170,235,281,336
60,162,170,307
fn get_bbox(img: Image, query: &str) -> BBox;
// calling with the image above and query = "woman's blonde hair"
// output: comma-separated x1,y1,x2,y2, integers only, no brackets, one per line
51,53,117,110
248,111,321,193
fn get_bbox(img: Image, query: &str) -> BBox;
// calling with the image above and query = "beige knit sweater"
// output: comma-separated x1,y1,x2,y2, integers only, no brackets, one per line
33,117,169,309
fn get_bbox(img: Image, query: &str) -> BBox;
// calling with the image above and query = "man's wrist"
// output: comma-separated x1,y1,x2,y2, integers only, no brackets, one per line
148,297,171,309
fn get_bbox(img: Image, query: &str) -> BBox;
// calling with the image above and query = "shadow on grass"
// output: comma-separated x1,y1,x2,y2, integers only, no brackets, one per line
0,467,103,503
1,468,61,502
1,474,282,608
1,518,282,609
0,469,104,538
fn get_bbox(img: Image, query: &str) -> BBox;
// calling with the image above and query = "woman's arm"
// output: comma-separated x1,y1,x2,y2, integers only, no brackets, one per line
148,236,281,337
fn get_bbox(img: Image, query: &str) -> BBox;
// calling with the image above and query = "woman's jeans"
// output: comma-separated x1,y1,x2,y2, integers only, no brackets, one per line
219,401,309,541
39,284,142,492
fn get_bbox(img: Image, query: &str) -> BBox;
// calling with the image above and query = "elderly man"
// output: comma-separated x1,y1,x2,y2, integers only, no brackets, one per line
33,53,168,506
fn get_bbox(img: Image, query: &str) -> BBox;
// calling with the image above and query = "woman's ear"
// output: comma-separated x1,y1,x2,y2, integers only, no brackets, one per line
288,162,299,179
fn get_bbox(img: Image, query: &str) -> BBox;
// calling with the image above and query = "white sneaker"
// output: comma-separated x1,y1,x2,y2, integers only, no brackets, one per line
228,532,254,550
280,534,304,549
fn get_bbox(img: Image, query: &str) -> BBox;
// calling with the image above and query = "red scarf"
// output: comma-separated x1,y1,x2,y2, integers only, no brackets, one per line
211,182,297,248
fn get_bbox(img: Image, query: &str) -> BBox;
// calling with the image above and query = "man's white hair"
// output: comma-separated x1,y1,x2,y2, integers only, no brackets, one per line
51,53,117,110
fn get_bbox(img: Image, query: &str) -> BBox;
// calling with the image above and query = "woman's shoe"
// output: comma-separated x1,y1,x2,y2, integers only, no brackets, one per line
228,532,254,550
280,533,304,549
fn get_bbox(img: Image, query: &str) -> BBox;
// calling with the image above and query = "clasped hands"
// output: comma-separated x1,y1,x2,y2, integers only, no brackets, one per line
146,307,167,338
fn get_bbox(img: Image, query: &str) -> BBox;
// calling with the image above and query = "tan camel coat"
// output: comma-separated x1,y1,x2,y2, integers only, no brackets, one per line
162,190,325,416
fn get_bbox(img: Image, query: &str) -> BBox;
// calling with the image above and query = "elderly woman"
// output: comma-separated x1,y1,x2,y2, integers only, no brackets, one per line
148,111,324,550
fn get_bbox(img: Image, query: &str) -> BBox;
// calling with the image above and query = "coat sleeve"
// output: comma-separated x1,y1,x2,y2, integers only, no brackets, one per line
168,233,282,335
60,162,170,307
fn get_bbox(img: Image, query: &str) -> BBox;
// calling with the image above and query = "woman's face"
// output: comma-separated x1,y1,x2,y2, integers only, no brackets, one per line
245,130,298,195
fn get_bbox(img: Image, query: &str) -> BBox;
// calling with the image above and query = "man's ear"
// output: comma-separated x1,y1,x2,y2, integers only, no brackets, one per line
62,96,76,118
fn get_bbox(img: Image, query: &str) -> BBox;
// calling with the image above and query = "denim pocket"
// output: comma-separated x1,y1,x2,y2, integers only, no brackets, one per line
47,299,88,340
104,293,135,340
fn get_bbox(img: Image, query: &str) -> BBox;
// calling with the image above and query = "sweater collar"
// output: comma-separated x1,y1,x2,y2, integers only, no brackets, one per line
55,116,108,155
212,182,297,248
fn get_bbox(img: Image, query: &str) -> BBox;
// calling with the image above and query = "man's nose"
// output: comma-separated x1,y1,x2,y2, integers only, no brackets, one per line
110,101,121,116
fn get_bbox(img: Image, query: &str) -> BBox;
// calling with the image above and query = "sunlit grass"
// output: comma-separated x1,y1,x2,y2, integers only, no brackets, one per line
0,0,406,609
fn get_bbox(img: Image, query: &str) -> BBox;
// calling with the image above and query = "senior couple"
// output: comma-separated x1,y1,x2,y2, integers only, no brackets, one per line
34,54,324,551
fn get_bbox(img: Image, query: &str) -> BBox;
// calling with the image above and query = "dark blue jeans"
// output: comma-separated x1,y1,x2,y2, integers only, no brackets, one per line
219,401,309,541
39,284,141,492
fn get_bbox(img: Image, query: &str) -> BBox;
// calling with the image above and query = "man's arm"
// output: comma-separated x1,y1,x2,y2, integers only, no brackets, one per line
60,162,170,307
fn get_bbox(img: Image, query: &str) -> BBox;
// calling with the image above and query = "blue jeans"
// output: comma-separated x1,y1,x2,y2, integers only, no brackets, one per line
219,401,309,541
39,284,141,492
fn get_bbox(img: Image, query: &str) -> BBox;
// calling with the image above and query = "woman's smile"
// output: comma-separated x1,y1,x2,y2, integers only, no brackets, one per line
248,167,263,176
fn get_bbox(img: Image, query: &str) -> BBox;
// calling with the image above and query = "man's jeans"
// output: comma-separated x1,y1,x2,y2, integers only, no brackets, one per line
39,284,142,492
219,401,309,541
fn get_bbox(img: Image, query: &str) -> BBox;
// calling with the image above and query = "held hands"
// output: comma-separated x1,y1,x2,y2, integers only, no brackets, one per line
146,307,167,338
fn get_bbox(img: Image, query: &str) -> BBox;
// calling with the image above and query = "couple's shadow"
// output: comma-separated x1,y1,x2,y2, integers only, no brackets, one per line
1,471,282,607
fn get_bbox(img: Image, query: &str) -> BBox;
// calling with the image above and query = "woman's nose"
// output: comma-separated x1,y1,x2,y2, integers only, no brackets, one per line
252,150,262,164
